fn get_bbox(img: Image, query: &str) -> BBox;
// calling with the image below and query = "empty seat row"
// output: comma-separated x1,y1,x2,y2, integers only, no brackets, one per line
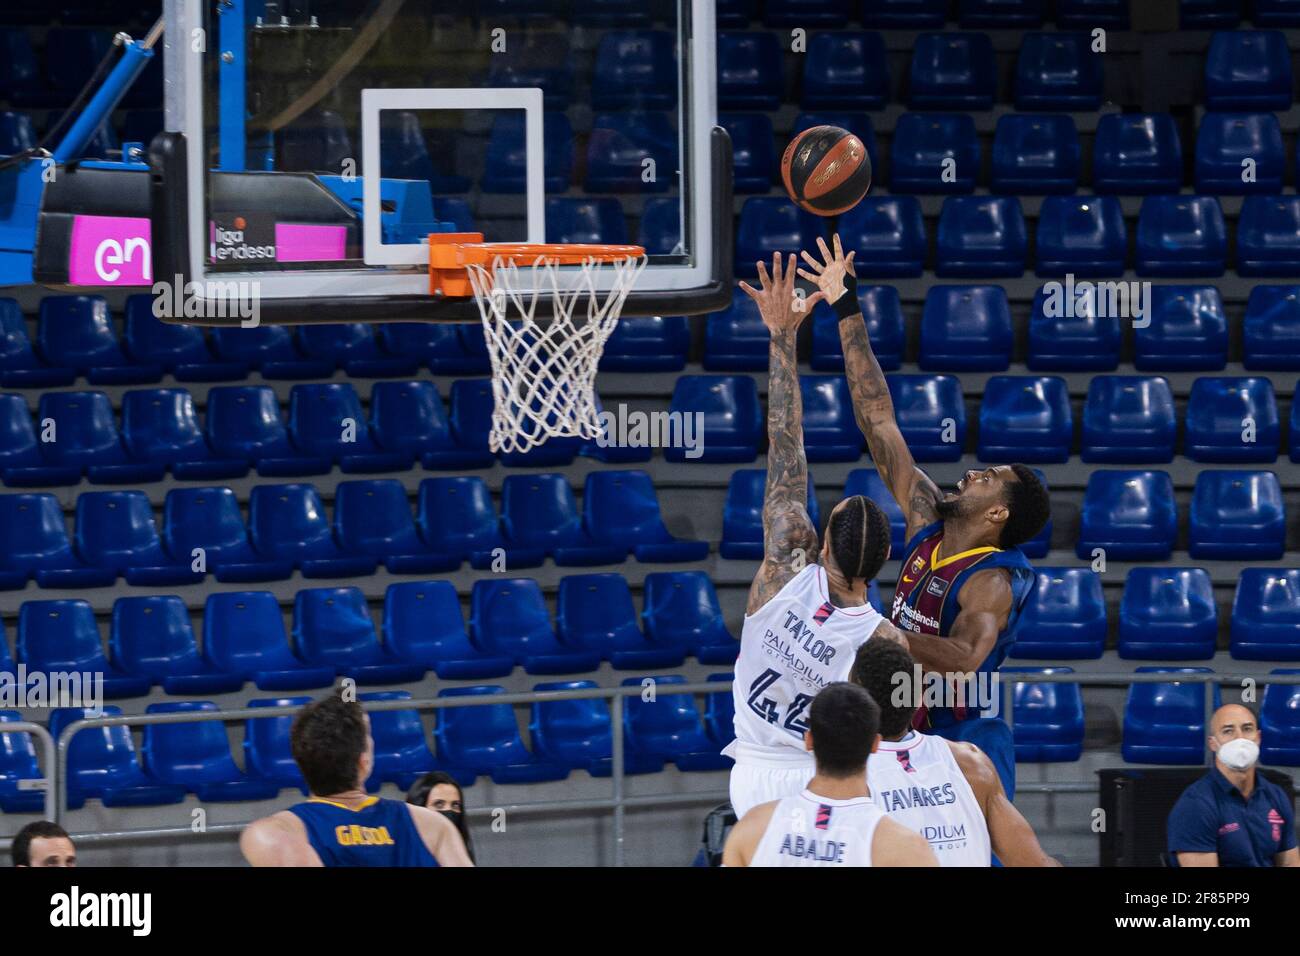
1018,566,1300,661
0,470,705,588
0,574,737,700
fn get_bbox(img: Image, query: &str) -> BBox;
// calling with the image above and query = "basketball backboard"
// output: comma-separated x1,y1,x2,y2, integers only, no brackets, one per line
150,0,731,324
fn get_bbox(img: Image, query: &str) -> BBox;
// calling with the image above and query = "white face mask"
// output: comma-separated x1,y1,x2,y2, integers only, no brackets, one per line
1216,737,1260,772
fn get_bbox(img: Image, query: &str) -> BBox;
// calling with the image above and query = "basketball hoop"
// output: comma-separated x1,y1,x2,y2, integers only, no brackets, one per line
428,236,646,454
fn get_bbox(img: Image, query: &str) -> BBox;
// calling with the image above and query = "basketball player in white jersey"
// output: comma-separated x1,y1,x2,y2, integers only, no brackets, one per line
726,253,912,818
724,682,937,867
851,637,1060,866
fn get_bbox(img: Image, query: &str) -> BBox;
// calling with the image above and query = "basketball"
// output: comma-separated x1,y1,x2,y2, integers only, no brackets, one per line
780,125,873,216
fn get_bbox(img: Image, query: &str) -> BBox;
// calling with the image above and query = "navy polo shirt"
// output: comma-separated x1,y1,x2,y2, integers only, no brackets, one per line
1167,767,1297,867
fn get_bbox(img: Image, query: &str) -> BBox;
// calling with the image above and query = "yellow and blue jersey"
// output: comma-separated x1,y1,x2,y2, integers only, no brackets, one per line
287,796,440,867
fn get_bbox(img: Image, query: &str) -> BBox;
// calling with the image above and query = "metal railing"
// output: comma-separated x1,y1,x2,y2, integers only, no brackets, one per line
4,670,1297,861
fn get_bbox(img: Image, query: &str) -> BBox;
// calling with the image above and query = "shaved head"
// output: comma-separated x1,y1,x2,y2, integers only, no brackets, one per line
1210,703,1258,740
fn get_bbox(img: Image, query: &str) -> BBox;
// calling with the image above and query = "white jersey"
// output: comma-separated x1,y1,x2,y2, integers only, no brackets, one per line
728,564,884,759
866,730,992,866
750,790,885,867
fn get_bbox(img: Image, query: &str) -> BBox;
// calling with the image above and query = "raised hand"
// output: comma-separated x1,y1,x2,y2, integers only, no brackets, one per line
798,234,857,303
739,252,824,335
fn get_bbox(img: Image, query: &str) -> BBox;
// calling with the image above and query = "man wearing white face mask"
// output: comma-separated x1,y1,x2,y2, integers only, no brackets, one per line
1167,703,1299,867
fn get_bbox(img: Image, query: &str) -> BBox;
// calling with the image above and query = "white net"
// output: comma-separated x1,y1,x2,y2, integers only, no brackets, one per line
465,252,647,455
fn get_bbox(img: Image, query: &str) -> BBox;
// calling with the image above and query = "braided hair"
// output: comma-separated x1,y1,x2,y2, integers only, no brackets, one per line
825,495,891,583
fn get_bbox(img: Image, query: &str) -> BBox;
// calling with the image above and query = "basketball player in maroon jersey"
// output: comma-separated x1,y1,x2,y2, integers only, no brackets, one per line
799,236,1051,799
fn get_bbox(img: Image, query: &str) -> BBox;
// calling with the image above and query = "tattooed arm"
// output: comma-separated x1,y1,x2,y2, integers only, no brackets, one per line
799,235,944,540
743,253,823,615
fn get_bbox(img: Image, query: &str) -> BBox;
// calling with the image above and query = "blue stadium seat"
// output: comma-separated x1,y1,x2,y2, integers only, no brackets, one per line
1076,470,1177,560
960,0,1045,25
1195,113,1285,194
592,31,676,110
719,469,820,560
545,197,627,244
1092,113,1182,194
1015,32,1102,111
991,114,1080,194
1035,196,1127,277
296,324,416,379
718,0,760,26
977,375,1072,463
888,374,967,461
421,380,497,471
1181,0,1242,26
0,492,115,589
837,198,927,278
334,479,458,574
1009,568,1107,659
436,685,568,785
379,110,468,194
1134,286,1229,371
843,468,906,554
292,586,424,686
801,32,889,110
599,315,691,372
1205,30,1293,111
920,285,1013,370
703,288,768,371
0,297,74,388
720,113,776,193
486,112,574,193
863,0,946,26
73,490,197,586
1123,668,1221,764
471,579,601,675
800,375,865,462
1238,196,1300,276
1081,376,1177,463
1002,667,1085,762
484,32,573,110
637,197,682,254
1190,471,1285,560
580,394,656,466
1185,377,1280,462
909,32,996,109
277,110,352,174
558,574,686,669
500,473,624,567
643,571,740,665
1026,283,1122,371
735,198,824,279
623,675,731,771
706,673,737,748
369,380,464,470
35,295,155,385
0,392,41,476
666,375,762,463
288,382,406,474
529,680,663,776
164,486,293,583
359,691,436,790
717,31,783,110
9,390,163,486
377,324,489,375
936,197,1028,277
209,324,332,379
51,705,186,809
1255,0,1300,25
1243,286,1300,369
1231,570,1300,661
142,701,279,801
583,470,708,563
383,580,513,680
205,385,329,478
18,599,150,699
417,476,537,571
890,113,980,193
764,0,852,25
0,31,42,107
1136,196,1227,276
244,697,310,793
1118,568,1218,660
123,388,244,481
202,591,334,691
1260,671,1300,765
110,595,242,695
247,483,376,579
0,710,43,813
122,295,245,381
1058,0,1130,27
585,111,676,192
810,287,905,372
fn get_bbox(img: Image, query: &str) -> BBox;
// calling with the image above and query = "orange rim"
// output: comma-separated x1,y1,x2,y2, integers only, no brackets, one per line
429,233,645,295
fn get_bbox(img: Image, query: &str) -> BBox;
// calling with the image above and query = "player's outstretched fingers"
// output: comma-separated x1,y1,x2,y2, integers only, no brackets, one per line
816,235,833,265
845,250,857,274
796,267,821,284
800,249,825,273
832,233,844,260
756,258,770,289
739,281,759,301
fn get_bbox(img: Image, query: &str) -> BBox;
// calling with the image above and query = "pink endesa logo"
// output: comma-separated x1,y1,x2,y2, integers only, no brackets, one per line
68,215,153,286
